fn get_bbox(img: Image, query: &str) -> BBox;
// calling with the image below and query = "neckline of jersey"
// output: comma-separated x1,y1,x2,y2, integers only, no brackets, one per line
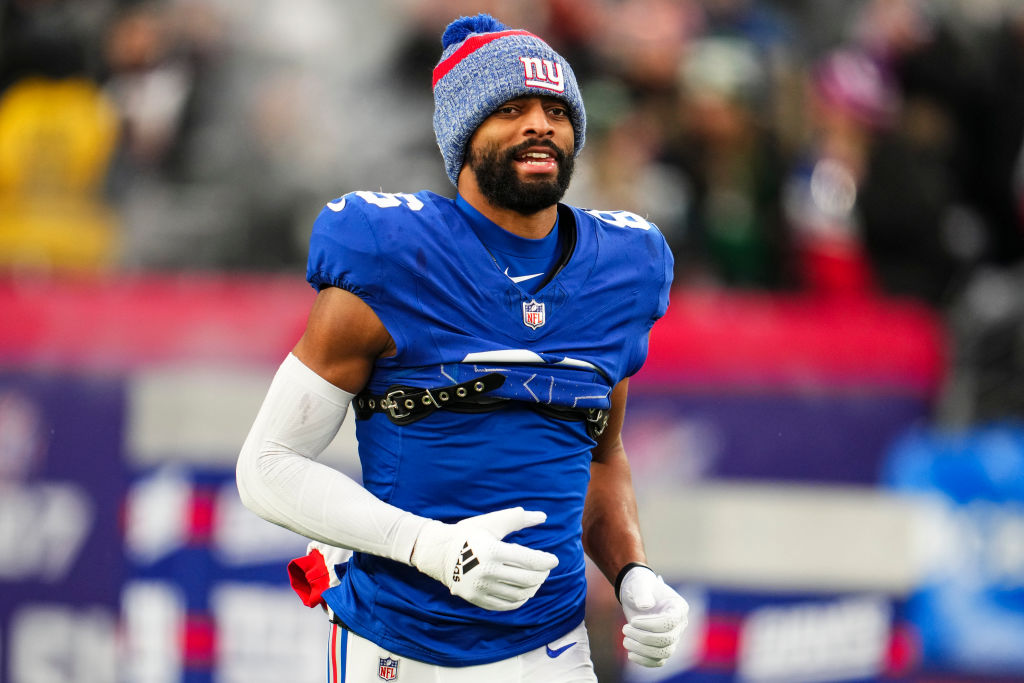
454,194,560,260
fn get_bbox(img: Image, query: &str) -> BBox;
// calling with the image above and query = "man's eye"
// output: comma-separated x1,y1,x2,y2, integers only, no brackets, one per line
549,107,568,117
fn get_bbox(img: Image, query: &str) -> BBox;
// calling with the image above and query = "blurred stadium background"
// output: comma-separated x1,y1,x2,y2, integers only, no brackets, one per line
1,0,1023,681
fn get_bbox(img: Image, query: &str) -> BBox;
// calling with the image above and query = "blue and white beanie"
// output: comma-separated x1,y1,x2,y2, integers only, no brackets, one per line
432,14,586,186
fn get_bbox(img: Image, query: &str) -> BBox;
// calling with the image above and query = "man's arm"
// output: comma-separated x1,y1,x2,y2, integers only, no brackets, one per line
236,286,557,611
582,378,646,583
291,286,394,393
236,287,423,559
583,378,689,667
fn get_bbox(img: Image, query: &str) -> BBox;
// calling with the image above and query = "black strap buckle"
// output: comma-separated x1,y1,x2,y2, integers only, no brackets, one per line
586,408,609,438
355,373,506,425
383,388,412,421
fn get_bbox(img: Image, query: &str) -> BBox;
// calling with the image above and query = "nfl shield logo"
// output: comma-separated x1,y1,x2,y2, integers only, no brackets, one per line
378,656,399,681
522,299,545,329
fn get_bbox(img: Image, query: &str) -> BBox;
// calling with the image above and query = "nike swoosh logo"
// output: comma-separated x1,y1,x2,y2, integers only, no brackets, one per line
504,267,543,284
545,642,577,658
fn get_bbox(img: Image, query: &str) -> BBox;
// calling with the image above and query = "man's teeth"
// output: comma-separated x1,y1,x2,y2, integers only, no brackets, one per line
521,152,553,165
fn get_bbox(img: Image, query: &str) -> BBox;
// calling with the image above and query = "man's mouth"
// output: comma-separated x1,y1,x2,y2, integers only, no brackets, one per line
513,146,561,173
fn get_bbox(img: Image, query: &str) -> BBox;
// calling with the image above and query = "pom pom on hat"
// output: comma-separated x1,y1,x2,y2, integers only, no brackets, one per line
432,14,586,186
441,14,510,49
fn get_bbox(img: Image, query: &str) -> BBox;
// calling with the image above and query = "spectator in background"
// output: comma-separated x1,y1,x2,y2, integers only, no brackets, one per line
700,0,792,50
596,0,703,98
847,0,1023,301
0,0,110,92
974,4,1024,266
0,15,121,271
667,36,790,289
782,48,898,297
102,2,199,186
850,0,977,304
101,0,242,269
931,2,1024,426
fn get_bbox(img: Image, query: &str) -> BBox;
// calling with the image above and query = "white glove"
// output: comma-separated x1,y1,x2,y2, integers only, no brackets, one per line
619,565,689,667
410,507,558,611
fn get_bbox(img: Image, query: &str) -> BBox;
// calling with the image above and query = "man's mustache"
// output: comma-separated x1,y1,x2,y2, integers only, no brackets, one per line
504,138,566,161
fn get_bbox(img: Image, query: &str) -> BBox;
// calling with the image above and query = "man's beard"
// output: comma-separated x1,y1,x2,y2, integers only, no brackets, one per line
467,138,574,215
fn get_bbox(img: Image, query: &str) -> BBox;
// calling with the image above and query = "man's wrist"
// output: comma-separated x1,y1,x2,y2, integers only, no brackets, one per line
614,561,653,602
393,514,433,566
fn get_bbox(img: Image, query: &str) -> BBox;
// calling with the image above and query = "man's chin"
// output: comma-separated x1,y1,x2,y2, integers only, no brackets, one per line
517,175,558,191
514,166,561,186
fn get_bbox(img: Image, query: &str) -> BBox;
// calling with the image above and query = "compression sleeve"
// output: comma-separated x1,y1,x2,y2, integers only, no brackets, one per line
236,353,427,563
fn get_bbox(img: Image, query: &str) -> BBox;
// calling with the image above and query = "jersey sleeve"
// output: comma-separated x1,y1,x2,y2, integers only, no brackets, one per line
652,225,674,323
626,224,675,377
305,194,383,301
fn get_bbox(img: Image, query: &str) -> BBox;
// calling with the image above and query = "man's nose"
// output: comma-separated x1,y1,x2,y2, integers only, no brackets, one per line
520,102,555,138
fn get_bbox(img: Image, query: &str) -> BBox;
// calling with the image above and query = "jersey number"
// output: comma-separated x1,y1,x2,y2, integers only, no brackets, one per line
585,209,652,230
355,191,424,211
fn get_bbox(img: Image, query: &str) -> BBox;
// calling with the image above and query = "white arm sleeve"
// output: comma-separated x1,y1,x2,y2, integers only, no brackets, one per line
236,353,427,564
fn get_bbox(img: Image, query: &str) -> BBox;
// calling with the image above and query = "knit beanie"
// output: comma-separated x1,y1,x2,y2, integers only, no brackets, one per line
432,14,586,186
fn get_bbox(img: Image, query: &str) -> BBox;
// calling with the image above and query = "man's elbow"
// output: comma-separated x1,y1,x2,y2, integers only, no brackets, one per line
235,447,262,515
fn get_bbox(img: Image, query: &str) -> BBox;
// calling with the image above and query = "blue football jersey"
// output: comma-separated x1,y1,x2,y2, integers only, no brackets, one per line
305,190,672,666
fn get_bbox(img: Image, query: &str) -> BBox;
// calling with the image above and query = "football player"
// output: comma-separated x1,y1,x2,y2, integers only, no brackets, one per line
237,13,687,682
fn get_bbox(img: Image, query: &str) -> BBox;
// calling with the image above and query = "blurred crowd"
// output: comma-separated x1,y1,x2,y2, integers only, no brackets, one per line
1,0,1023,420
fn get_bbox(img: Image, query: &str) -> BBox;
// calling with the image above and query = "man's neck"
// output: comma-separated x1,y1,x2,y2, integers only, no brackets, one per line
457,173,558,240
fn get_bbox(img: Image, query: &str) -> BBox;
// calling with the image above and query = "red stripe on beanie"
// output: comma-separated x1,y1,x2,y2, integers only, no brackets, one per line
432,29,535,88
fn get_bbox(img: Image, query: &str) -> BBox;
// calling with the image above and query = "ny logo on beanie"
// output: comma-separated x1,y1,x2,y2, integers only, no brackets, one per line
520,57,564,93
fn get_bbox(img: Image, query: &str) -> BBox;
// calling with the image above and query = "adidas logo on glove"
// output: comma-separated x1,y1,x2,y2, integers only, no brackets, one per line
453,541,481,582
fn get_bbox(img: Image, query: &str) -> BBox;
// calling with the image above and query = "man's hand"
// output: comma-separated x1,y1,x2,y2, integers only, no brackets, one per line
619,565,689,667
411,507,558,611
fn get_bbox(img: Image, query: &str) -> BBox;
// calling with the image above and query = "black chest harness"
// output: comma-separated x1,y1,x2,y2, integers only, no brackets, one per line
352,372,610,439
